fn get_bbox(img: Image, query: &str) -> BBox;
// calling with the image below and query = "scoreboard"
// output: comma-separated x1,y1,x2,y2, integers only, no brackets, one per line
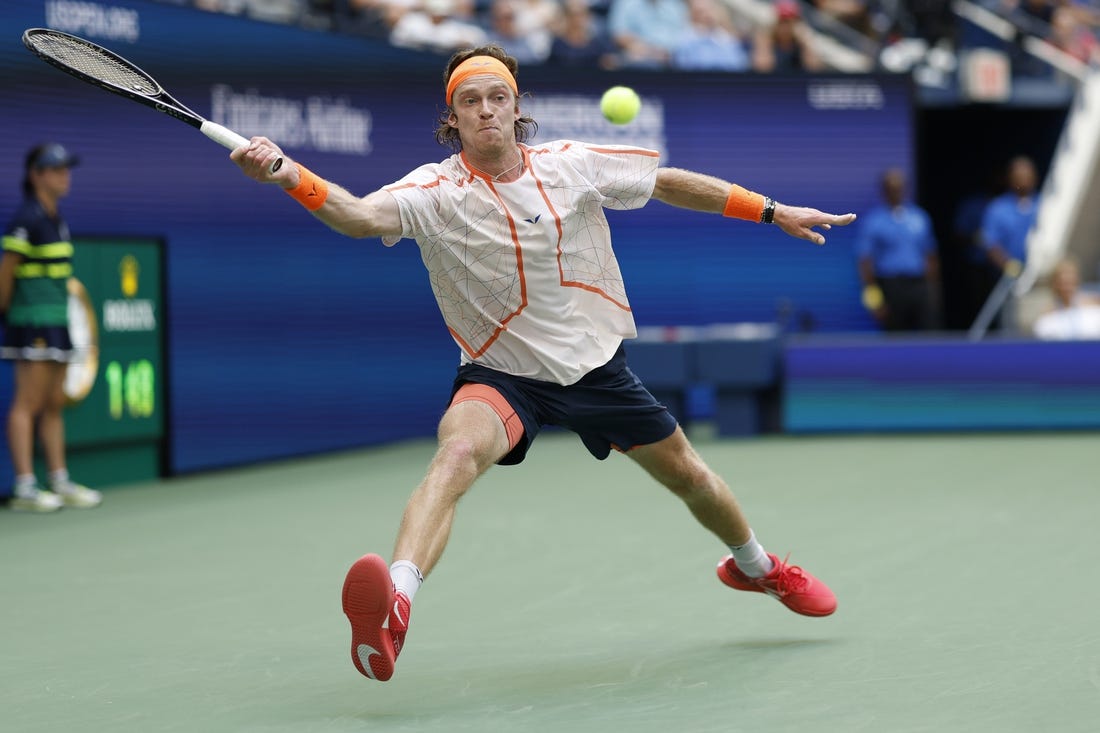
63,237,165,486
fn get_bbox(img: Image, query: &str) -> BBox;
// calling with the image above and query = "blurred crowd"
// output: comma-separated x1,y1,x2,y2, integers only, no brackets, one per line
184,0,811,72
164,0,1100,76
1001,0,1100,68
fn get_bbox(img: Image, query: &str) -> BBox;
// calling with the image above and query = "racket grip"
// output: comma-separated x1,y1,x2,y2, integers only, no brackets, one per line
200,120,283,173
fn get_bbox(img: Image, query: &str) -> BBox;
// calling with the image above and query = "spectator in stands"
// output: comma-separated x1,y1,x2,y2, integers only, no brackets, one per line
1066,1,1100,31
483,0,552,64
607,0,691,68
673,0,752,71
511,0,563,51
390,0,487,54
1047,4,1100,65
752,0,824,72
549,0,620,69
855,167,941,331
1032,257,1100,339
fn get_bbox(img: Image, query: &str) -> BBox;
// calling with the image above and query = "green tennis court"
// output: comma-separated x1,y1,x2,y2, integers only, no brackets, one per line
3,431,1099,732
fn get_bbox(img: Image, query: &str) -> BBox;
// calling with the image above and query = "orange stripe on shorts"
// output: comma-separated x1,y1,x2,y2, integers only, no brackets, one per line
451,383,524,451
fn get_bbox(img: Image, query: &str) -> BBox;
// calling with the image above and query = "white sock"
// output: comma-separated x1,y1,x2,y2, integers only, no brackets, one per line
390,560,423,603
14,474,38,497
49,469,71,492
728,530,774,578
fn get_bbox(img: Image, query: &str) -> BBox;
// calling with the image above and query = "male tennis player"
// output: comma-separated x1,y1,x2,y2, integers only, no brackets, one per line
232,45,855,682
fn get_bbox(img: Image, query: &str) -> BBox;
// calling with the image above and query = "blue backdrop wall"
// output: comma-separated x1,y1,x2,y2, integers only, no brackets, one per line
0,0,914,475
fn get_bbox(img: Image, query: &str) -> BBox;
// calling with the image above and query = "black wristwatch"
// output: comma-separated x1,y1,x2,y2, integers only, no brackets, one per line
761,197,776,225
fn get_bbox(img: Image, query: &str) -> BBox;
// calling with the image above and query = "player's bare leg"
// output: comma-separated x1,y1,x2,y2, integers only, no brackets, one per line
343,400,511,680
394,400,511,574
628,427,837,617
627,426,752,545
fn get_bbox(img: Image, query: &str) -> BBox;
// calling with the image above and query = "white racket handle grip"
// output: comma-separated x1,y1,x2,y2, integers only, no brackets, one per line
201,120,283,173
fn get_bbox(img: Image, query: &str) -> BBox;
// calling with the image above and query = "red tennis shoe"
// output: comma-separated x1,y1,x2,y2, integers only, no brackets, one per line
716,552,837,617
342,554,412,681
390,591,412,658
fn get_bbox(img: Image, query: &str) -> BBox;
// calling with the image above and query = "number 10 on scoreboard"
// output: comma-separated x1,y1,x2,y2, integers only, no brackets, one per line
105,359,156,420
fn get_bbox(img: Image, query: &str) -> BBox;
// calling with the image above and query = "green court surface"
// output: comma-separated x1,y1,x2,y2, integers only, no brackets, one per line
3,431,1099,733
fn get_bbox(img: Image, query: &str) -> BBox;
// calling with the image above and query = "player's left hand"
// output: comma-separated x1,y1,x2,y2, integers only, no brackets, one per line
773,204,857,246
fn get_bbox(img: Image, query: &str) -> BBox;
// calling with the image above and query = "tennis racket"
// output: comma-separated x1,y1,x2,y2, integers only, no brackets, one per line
21,27,281,172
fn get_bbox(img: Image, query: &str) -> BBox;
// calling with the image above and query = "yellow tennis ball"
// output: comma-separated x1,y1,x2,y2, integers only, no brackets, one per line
600,86,641,125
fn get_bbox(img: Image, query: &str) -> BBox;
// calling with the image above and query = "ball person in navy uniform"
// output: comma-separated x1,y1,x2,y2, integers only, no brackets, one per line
0,143,101,512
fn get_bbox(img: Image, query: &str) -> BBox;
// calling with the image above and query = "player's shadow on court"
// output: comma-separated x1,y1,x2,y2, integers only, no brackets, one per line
343,636,840,725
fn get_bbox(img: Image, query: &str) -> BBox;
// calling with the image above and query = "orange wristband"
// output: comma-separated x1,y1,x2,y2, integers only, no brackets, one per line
284,164,329,211
722,184,766,222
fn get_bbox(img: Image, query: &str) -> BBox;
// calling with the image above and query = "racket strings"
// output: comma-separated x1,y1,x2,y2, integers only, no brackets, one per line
31,34,160,95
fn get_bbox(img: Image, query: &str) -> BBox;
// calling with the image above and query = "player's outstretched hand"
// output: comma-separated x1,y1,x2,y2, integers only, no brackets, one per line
773,204,857,246
231,136,297,187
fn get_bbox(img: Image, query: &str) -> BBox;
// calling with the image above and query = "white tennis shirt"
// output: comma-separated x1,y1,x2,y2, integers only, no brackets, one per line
384,140,660,385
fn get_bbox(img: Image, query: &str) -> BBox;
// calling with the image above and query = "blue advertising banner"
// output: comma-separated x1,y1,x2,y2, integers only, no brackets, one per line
0,1,914,474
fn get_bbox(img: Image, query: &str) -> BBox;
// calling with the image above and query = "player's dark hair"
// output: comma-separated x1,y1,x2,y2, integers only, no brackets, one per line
435,45,537,152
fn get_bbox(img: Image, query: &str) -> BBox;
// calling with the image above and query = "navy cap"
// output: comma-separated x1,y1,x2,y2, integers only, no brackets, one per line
31,143,80,169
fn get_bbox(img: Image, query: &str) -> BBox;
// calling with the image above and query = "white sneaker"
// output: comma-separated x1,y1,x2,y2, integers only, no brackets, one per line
9,487,64,513
55,483,103,509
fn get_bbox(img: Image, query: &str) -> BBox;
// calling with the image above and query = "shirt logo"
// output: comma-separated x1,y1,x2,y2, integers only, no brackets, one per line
523,214,541,224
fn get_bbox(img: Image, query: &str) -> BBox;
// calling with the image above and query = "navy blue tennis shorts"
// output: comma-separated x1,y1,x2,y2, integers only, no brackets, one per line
450,344,679,465
0,324,73,362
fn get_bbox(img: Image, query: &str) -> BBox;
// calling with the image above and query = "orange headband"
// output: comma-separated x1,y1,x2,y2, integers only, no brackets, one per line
446,56,518,105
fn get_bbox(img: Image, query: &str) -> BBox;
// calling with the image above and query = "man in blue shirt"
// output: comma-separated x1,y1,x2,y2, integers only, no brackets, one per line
978,156,1039,332
608,0,690,67
981,156,1039,278
672,0,751,71
856,167,940,331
